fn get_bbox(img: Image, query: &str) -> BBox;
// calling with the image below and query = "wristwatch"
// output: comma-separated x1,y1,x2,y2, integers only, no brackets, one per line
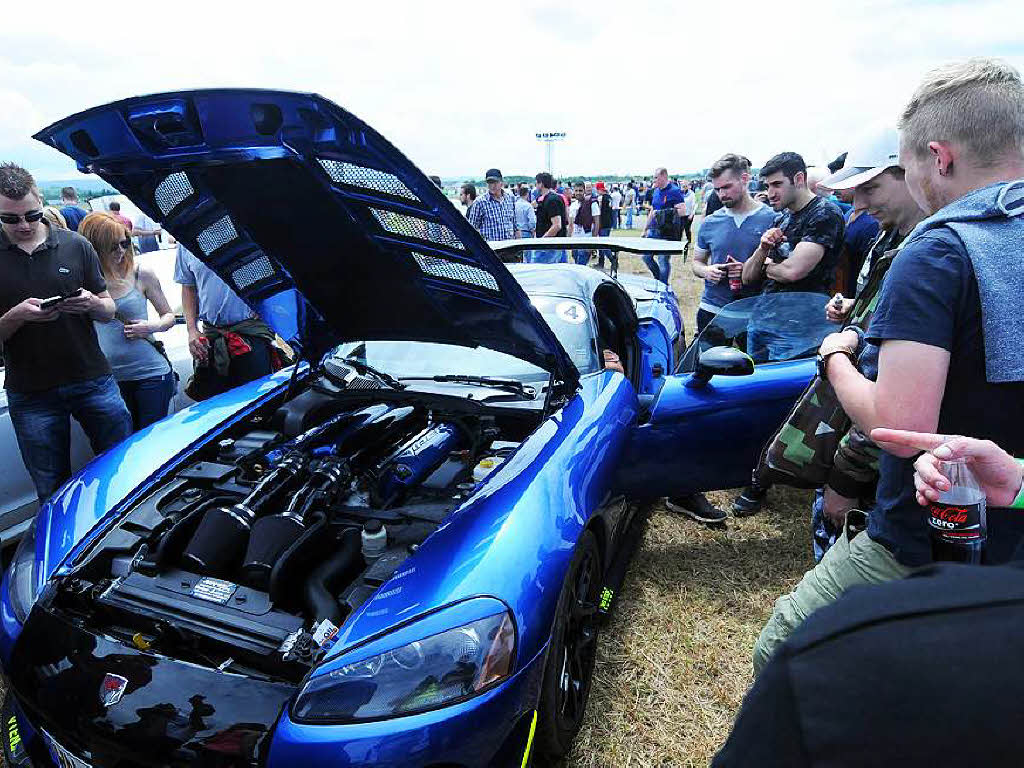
816,348,856,381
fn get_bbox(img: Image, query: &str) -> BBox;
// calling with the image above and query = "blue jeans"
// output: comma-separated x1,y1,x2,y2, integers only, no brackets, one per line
528,248,570,264
642,252,671,283
572,249,591,265
518,230,536,263
611,210,619,229
625,206,634,229
8,374,132,502
118,370,177,431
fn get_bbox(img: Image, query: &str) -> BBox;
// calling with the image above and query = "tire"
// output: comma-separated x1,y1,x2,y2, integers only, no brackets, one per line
533,530,602,764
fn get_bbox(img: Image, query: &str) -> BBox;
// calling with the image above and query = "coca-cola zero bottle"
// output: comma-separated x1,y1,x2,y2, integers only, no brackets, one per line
928,457,987,564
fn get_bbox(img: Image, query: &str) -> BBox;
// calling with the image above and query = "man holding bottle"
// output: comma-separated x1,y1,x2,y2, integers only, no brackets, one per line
752,57,1024,675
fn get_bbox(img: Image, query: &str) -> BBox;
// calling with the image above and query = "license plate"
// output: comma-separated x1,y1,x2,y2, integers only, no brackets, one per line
42,730,93,768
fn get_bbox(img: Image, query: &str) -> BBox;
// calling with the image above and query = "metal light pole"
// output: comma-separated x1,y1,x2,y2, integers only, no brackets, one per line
535,132,566,175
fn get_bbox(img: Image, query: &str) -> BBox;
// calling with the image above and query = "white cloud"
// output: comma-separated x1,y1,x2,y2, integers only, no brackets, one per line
3,0,1024,180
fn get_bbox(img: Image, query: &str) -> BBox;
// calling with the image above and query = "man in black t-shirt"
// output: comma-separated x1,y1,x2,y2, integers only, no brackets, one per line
528,169,569,264
741,151,845,295
752,58,1024,674
0,164,131,503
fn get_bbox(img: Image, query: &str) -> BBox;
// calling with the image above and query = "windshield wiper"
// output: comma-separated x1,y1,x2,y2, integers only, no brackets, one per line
400,375,536,399
339,356,406,390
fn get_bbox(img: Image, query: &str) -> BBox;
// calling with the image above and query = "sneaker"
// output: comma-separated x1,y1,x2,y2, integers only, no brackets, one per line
731,485,768,517
665,492,728,524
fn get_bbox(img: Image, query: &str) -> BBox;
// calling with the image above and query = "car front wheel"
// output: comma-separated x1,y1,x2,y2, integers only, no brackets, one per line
533,530,602,764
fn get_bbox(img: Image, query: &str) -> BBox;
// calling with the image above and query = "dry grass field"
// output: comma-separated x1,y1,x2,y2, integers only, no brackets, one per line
565,224,816,767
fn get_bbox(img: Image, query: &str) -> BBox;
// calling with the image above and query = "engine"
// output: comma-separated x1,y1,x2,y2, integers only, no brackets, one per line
53,388,528,683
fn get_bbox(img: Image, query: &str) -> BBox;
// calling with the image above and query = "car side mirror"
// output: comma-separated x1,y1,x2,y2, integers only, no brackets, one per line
687,346,754,386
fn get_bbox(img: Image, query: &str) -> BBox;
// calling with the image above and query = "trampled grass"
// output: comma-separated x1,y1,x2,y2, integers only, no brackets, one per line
564,225,816,767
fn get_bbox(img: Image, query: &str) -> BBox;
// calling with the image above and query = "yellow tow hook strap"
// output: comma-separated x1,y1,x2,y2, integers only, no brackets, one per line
520,710,539,768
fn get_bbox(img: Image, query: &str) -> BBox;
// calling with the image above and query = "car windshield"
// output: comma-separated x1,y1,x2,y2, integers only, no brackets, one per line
331,294,601,383
678,292,838,372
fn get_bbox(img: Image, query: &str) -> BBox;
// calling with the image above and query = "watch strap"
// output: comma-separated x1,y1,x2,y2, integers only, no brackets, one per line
841,325,866,356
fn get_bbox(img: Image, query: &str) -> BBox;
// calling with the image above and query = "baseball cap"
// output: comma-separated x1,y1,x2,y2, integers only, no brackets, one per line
595,181,607,192
821,127,900,190
485,168,503,182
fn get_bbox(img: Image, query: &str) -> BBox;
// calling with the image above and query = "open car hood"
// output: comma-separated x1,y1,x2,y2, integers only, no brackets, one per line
34,89,578,390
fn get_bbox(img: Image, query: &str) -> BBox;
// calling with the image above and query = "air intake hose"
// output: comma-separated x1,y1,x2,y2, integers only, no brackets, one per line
242,456,349,589
181,453,308,575
303,527,363,626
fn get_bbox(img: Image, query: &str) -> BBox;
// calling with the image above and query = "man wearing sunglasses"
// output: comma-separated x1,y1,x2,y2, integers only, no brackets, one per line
0,163,131,504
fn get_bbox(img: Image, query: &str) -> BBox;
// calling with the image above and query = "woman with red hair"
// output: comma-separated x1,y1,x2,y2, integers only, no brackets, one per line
79,212,176,429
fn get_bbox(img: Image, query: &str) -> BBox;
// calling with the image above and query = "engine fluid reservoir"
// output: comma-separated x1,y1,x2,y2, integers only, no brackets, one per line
472,455,506,484
362,519,388,561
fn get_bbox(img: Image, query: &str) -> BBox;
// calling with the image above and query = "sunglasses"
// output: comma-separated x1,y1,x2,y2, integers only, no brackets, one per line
0,210,45,225
110,239,132,253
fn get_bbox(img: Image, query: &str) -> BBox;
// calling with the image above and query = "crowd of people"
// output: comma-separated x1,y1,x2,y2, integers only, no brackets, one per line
712,56,1024,765
452,55,1024,765
2,53,1024,765
458,168,704,273
0,168,288,504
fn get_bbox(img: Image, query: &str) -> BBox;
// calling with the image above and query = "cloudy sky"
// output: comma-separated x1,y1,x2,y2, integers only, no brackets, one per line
3,0,1023,181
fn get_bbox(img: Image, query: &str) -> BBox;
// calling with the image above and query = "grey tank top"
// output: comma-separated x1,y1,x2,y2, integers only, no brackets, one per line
94,284,171,382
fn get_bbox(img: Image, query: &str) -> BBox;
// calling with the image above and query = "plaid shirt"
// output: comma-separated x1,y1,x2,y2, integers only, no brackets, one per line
468,190,516,241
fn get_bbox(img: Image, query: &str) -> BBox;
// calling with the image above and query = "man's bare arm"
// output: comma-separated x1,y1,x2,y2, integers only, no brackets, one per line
742,245,768,285
765,242,825,283
542,215,562,238
826,339,950,456
691,247,712,278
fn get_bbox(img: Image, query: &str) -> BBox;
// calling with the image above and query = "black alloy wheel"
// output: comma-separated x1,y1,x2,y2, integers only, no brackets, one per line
533,530,602,764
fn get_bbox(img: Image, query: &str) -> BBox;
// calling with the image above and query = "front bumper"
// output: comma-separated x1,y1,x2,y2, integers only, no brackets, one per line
5,605,548,768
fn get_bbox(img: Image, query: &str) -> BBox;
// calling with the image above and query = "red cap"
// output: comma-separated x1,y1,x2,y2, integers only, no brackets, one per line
595,182,607,192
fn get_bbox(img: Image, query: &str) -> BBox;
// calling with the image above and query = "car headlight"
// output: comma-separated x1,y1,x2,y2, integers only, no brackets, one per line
8,517,40,625
293,610,515,722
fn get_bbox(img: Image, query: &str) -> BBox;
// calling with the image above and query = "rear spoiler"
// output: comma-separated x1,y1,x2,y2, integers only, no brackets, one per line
490,236,687,257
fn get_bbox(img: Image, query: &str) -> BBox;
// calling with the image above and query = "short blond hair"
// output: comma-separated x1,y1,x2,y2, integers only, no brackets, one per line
899,57,1024,167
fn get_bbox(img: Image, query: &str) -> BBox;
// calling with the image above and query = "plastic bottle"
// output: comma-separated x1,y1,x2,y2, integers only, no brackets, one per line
928,458,987,564
361,519,388,562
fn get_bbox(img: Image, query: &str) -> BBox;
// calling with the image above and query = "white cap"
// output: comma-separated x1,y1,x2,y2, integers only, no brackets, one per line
821,127,900,190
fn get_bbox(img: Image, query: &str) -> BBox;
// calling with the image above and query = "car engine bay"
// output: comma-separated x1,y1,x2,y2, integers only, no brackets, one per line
50,362,539,683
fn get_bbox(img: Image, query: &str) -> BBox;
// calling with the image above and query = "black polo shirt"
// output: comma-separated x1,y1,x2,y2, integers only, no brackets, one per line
0,225,110,392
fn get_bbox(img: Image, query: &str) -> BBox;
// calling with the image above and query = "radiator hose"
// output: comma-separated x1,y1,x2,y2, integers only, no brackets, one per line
303,528,363,626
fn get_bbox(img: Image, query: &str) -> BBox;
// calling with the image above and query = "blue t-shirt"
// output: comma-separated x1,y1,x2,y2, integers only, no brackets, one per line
831,196,853,215
60,205,87,232
696,204,776,310
174,244,255,327
866,229,1024,566
651,182,685,211
843,210,880,285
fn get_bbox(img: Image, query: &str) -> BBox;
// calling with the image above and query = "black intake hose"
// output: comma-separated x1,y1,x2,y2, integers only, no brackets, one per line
181,453,308,575
303,528,363,626
242,456,350,589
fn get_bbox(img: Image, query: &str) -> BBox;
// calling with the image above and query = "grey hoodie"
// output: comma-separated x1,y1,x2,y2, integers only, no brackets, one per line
902,179,1024,383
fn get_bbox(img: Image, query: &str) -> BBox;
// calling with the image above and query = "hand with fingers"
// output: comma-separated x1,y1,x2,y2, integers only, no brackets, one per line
871,429,1024,508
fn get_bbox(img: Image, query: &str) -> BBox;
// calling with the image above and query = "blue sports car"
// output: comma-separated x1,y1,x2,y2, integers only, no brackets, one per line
0,90,834,767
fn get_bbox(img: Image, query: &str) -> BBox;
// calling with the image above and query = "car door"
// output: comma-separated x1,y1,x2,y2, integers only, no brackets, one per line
616,293,837,500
